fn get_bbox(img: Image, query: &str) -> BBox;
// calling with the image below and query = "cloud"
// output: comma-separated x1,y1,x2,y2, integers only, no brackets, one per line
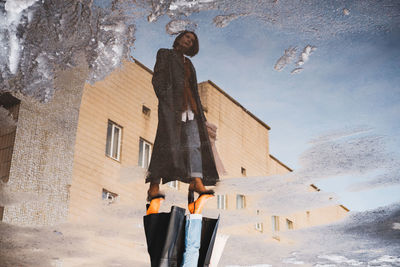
219,203,400,266
274,44,317,74
274,46,297,71
290,67,303,74
296,131,394,183
216,126,399,215
308,125,373,144
165,19,197,35
296,127,400,200
295,45,317,67
348,167,400,192
213,14,246,28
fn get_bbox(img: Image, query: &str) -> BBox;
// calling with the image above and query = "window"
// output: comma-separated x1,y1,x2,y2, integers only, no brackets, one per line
217,194,227,210
138,138,152,168
102,189,118,204
255,209,263,232
241,167,246,176
255,222,263,232
168,180,179,189
142,105,151,116
51,258,63,267
272,216,281,240
271,216,280,231
236,194,246,209
105,120,122,161
0,93,20,187
286,219,294,230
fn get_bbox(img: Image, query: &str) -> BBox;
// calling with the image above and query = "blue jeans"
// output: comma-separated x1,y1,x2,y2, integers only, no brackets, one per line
181,214,202,267
182,118,203,179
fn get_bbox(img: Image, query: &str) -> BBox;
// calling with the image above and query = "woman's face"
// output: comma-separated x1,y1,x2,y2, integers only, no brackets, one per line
177,32,196,53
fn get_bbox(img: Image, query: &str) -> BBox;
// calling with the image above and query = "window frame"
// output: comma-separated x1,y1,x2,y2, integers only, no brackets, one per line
105,120,122,161
271,215,280,232
236,194,246,209
286,218,294,230
142,105,151,116
138,138,152,168
167,180,179,189
241,167,246,176
102,188,118,204
217,194,227,210
255,222,263,232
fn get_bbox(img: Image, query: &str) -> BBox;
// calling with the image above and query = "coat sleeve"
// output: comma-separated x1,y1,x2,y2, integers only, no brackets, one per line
152,49,170,100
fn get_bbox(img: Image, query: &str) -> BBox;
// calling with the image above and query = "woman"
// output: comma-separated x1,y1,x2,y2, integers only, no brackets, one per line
146,31,219,214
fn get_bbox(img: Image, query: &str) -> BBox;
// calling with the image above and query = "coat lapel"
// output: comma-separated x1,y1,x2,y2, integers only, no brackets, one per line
170,49,184,72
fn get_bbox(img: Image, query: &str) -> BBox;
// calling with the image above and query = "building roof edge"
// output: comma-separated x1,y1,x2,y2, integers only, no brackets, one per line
200,80,271,130
269,154,293,172
339,204,350,212
130,56,154,75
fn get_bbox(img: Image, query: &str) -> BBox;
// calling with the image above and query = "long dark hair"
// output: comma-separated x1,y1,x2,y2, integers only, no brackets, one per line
173,31,199,57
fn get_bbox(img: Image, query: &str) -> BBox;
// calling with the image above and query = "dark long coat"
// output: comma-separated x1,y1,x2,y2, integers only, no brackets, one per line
145,48,219,186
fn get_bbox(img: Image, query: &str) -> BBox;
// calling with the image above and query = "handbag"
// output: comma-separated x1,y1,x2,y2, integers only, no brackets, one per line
144,206,220,267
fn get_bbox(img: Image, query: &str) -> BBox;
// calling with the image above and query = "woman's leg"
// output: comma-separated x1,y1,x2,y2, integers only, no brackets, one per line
184,119,203,180
182,118,213,214
181,214,202,267
189,177,207,193
147,181,160,198
146,181,164,215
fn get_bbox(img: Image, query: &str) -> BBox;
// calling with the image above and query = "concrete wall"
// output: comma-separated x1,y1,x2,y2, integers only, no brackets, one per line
3,58,88,226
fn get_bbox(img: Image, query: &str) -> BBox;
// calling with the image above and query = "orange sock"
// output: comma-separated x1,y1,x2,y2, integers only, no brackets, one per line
146,198,164,215
188,194,214,214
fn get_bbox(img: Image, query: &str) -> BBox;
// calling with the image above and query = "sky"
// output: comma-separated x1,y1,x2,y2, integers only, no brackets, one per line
131,5,400,212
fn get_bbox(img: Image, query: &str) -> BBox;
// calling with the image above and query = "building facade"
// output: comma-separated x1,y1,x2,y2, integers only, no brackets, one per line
0,57,348,264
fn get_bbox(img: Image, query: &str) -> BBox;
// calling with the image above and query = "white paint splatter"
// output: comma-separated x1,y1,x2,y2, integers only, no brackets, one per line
318,255,363,265
296,45,317,67
368,255,400,265
213,14,244,28
4,0,38,74
165,19,197,35
392,222,400,230
291,67,303,74
282,257,305,264
274,46,297,71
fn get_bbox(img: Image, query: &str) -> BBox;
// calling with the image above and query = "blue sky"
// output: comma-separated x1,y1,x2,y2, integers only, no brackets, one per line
131,9,400,211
